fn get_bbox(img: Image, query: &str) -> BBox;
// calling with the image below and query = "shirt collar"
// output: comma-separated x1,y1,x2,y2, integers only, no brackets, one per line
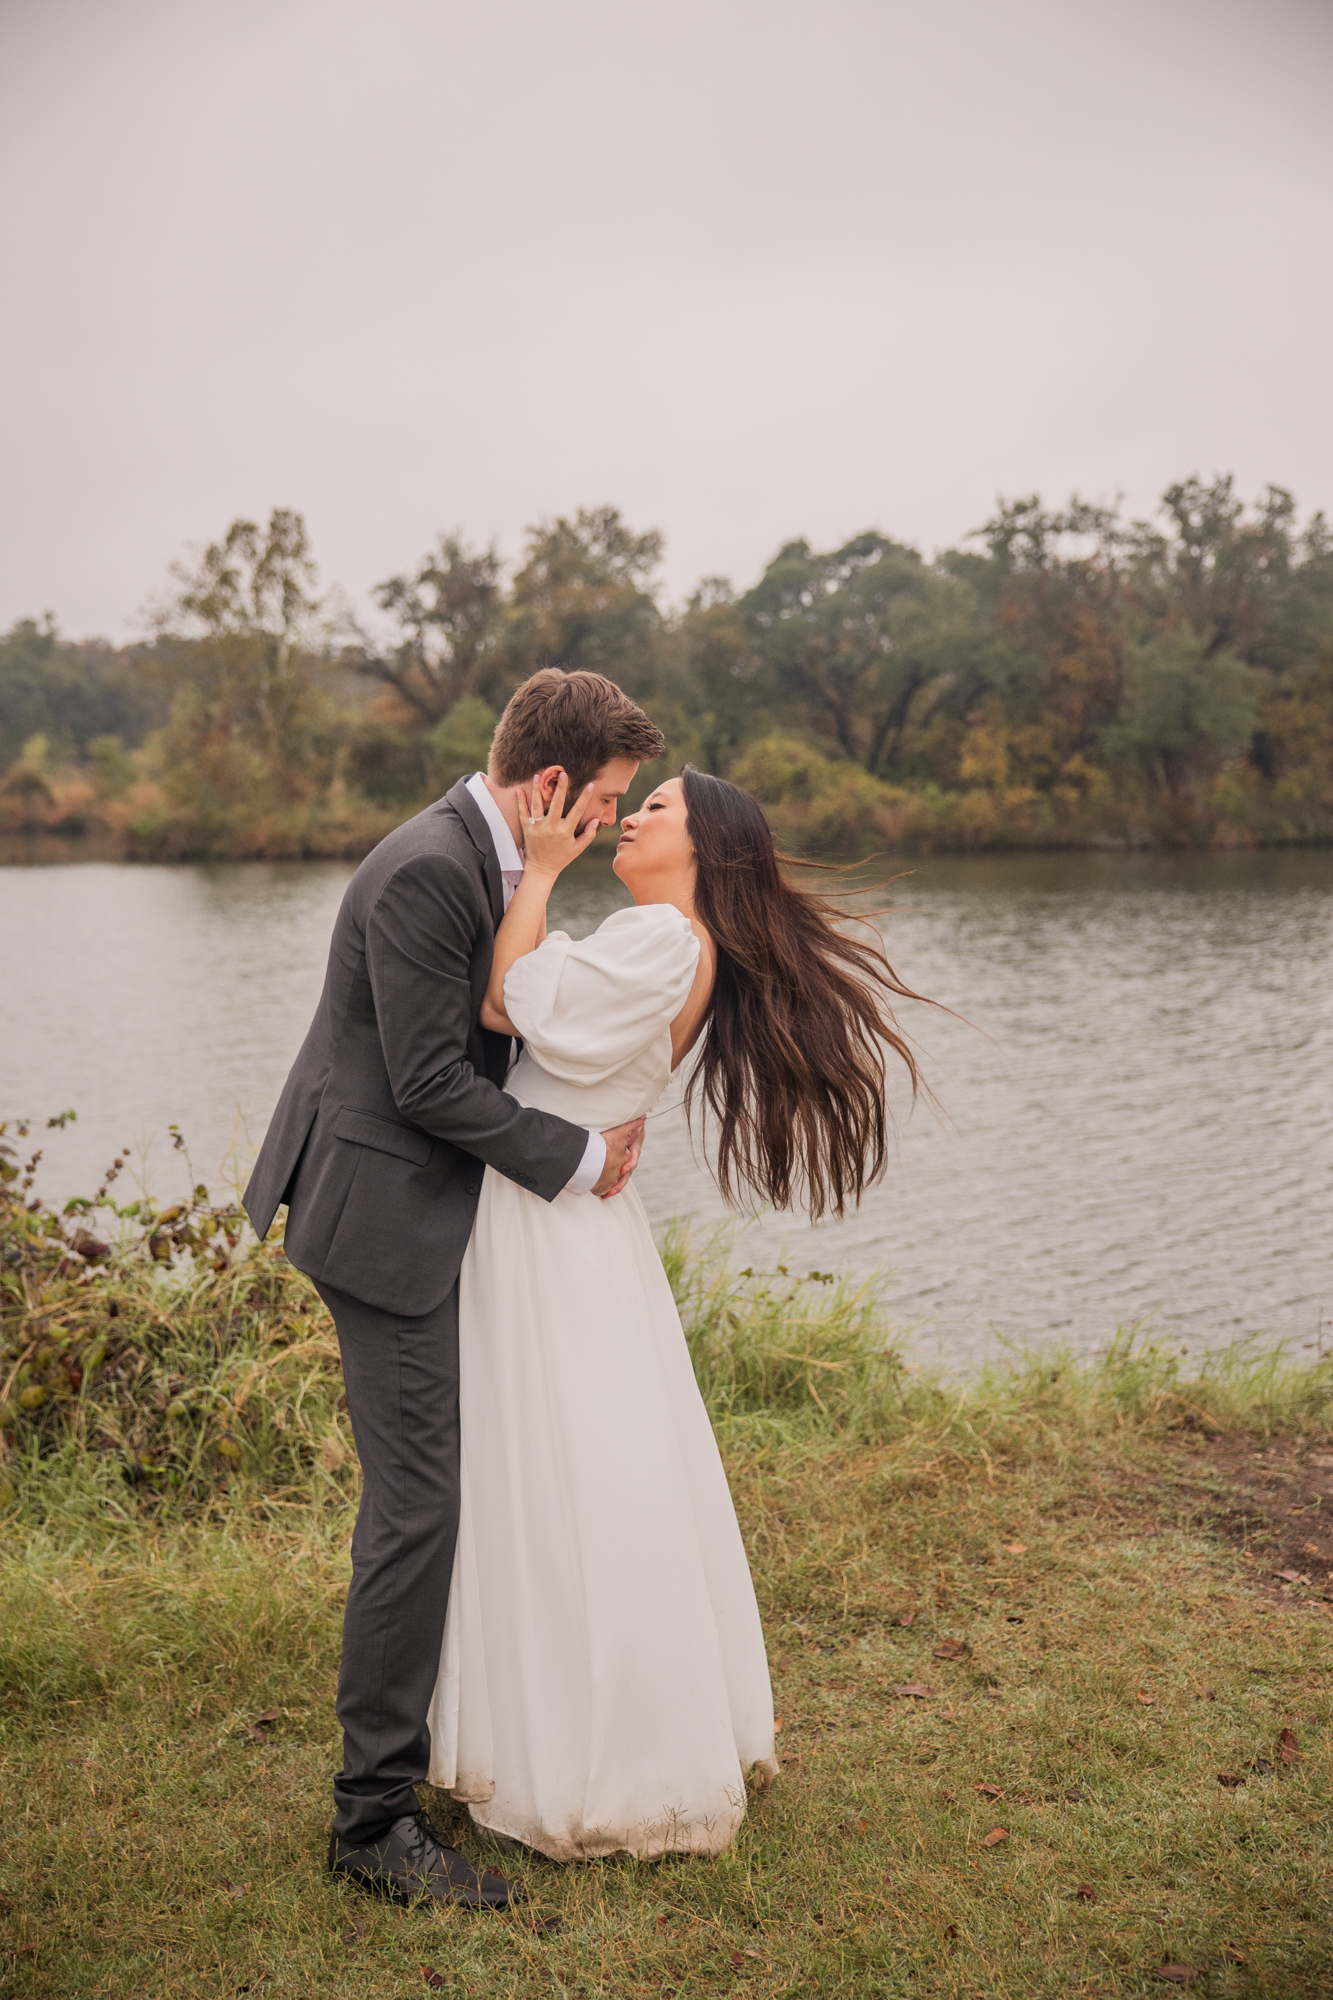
464,771,524,877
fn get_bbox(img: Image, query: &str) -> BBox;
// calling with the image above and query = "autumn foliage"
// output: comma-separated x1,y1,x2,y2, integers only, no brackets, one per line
4,479,1332,858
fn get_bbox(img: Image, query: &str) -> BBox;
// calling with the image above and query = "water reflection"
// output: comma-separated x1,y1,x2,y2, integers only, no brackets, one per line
3,848,1330,1368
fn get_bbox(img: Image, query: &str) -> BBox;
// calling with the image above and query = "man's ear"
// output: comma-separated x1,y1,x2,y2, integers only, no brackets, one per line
536,765,567,807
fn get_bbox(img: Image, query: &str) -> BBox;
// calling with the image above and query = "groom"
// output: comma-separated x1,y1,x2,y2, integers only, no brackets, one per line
244,668,664,1907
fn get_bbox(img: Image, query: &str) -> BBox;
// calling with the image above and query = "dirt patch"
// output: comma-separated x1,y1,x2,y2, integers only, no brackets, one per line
1181,1433,1333,1599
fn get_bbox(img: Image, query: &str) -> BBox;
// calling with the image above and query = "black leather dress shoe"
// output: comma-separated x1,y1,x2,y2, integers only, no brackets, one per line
328,1809,523,1909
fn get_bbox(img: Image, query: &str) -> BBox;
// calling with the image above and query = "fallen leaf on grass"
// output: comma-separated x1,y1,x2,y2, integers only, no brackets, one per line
981,1826,1007,1847
773,1715,783,1732
892,1682,935,1699
1218,1946,1246,1965
1197,1687,1217,1701
1003,1542,1027,1555
421,1968,448,1989
341,1913,367,1944
1065,1786,1086,1803
974,1783,1004,1799
933,1637,970,1660
1273,1568,1303,1585
941,1790,959,1804
1152,1968,1200,1986
1217,1772,1245,1788
1278,1727,1300,1763
1136,1690,1156,1706
244,1725,272,1743
1074,1882,1096,1902
730,1952,745,1970
897,1609,916,1627
224,1883,250,1898
531,1916,562,1935
1005,1615,1025,1623
655,1913,668,1929
1250,1756,1274,1776
253,1707,280,1724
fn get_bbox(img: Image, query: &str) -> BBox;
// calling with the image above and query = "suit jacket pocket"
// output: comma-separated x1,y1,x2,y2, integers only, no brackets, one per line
332,1105,434,1167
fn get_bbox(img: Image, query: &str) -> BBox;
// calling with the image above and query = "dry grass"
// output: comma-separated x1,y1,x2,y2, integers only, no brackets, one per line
2,1160,1332,1996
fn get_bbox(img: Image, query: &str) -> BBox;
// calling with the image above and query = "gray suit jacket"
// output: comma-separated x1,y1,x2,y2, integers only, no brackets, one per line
243,778,588,1316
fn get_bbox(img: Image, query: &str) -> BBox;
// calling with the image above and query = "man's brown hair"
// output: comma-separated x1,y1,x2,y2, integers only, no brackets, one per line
488,668,664,791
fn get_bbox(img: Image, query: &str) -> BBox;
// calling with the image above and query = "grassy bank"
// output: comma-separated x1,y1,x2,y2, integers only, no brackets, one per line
2,1140,1332,1997
5,750,1333,866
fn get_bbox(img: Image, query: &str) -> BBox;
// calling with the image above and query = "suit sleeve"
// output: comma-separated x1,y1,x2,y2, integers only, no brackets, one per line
364,850,589,1201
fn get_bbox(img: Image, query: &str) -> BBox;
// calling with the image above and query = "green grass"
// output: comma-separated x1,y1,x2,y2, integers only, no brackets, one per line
2,1148,1332,1996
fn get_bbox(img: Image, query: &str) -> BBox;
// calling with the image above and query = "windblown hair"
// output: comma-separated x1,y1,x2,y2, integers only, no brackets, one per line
681,766,926,1221
490,668,664,793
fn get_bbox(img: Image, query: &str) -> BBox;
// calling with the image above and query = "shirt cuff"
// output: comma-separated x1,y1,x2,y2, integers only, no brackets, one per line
565,1129,607,1196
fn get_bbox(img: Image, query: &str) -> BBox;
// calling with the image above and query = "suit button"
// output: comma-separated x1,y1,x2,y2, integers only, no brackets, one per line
465,1179,481,1197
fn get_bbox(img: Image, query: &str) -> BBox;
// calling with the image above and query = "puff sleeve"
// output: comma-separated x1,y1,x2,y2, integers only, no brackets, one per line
503,904,700,1084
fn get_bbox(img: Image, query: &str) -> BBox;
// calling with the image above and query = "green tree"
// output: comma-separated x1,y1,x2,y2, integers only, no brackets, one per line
363,535,505,725
736,533,980,779
152,510,335,831
0,617,166,770
672,578,766,774
504,507,665,698
1127,477,1332,674
1102,628,1261,794
961,497,1129,775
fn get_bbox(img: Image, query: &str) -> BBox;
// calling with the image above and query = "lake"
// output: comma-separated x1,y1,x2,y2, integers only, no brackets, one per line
3,848,1330,1369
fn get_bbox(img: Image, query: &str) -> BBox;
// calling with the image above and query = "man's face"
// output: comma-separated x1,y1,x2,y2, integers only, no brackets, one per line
580,757,641,832
537,757,640,835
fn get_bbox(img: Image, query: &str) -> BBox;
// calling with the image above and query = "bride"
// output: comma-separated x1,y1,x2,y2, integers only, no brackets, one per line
427,766,922,1861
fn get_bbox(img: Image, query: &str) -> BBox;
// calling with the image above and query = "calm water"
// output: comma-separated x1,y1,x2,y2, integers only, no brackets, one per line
3,850,1330,1367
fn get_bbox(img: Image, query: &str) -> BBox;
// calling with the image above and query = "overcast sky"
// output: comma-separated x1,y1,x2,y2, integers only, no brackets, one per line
2,0,1331,642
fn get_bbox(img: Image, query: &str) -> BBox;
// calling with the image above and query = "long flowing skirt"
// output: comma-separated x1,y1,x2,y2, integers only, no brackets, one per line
427,1172,777,1860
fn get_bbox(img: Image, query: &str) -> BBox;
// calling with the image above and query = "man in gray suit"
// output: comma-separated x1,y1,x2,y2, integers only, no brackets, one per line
244,669,664,1907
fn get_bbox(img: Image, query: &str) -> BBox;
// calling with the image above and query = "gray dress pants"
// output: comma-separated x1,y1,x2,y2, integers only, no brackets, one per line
315,1275,461,1843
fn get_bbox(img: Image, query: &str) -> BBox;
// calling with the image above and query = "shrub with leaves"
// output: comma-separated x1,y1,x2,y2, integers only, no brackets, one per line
0,1117,354,1518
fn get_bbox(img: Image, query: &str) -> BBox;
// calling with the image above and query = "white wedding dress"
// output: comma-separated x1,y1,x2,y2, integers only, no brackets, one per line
426,902,778,1860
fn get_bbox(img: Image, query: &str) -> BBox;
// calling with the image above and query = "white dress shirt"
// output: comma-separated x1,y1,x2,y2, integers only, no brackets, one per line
465,772,606,1197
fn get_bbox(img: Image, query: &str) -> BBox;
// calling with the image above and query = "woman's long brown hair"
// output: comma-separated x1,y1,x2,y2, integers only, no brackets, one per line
681,766,927,1221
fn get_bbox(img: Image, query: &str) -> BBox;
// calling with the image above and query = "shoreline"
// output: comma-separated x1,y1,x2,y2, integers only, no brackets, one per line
4,824,1333,870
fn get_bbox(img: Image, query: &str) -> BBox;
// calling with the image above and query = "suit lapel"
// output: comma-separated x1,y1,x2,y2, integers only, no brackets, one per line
444,779,512,1087
446,777,505,931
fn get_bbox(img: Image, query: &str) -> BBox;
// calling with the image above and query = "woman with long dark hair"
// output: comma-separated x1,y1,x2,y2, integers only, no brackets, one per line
656,766,920,1219
427,767,923,1862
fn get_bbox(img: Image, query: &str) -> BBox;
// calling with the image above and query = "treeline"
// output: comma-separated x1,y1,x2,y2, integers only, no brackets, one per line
3,476,1332,859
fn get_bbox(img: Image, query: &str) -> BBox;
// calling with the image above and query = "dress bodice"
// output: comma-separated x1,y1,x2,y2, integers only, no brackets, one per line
502,902,700,1131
